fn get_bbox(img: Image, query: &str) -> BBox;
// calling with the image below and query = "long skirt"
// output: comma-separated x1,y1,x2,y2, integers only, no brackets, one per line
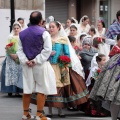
0,59,23,93
31,68,89,108
89,54,120,105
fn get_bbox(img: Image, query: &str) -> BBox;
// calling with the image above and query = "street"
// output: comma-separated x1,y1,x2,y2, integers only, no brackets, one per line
0,93,111,120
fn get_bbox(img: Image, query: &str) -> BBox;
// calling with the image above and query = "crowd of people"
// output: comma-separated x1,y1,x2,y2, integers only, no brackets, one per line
0,10,120,120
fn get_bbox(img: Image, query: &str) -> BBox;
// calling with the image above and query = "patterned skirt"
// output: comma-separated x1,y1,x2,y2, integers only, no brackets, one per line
1,58,23,93
31,68,89,108
89,54,120,105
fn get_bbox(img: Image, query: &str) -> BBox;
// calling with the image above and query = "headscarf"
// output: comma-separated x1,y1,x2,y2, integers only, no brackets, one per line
71,17,78,24
10,21,22,35
79,15,89,24
46,16,55,30
82,36,93,46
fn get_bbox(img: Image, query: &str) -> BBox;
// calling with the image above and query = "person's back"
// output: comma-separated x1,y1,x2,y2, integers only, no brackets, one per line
20,25,45,60
17,11,56,120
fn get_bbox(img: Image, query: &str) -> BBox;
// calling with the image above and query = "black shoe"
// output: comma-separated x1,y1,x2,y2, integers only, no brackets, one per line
58,114,66,118
46,114,53,118
8,93,12,96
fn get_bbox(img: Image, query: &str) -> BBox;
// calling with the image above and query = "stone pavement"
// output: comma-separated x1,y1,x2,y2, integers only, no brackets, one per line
0,56,111,120
0,93,111,120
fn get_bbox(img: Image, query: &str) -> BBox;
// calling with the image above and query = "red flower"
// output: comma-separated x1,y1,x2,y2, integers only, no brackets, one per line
98,37,102,43
59,55,71,63
93,37,103,48
74,46,79,51
58,55,71,67
6,42,14,47
97,69,101,73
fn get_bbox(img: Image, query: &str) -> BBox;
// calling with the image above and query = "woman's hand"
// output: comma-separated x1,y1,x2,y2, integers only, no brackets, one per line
51,50,56,56
10,54,18,60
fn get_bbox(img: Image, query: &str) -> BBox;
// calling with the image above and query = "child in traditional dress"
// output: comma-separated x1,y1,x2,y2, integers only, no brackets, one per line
89,34,120,120
83,54,110,116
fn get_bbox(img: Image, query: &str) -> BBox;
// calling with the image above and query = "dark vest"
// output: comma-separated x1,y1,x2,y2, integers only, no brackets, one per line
19,25,45,60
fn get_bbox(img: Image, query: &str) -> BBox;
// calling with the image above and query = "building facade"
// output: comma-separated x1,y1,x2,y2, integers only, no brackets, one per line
45,0,120,27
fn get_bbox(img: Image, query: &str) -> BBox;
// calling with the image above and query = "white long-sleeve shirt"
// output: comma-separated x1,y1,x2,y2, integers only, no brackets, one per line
17,31,52,65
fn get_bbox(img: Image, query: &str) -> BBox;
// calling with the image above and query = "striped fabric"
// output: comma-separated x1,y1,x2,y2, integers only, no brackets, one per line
106,20,120,39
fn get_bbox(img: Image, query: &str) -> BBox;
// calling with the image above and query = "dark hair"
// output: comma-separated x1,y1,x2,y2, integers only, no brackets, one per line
70,25,77,30
80,34,86,40
82,16,89,22
67,18,75,23
116,10,120,20
117,34,120,41
68,35,76,43
17,17,24,22
42,20,46,25
98,20,105,28
96,54,105,62
50,21,61,30
70,19,76,23
89,27,96,34
30,11,42,25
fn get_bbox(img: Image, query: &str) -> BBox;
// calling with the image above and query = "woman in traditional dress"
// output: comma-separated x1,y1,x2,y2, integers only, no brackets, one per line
1,22,23,96
96,20,106,37
95,20,110,60
65,17,78,36
45,21,88,117
69,24,81,49
89,33,120,120
79,15,90,34
17,17,28,30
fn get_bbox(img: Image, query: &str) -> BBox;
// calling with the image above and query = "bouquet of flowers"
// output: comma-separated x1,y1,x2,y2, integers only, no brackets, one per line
6,42,19,64
6,42,16,54
93,68,101,80
93,37,105,48
58,55,71,83
58,55,71,68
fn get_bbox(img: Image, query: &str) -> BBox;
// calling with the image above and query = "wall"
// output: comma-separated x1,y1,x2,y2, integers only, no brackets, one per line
0,0,45,56
68,0,76,19
0,0,45,10
45,0,68,23
76,0,96,25
111,0,120,22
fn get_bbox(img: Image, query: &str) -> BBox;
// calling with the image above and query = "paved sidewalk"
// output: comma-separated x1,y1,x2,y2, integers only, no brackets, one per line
0,93,111,120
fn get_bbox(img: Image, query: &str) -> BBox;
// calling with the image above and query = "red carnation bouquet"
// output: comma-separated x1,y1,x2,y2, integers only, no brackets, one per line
58,55,71,83
5,42,15,54
58,55,71,68
93,37,105,48
5,42,19,64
